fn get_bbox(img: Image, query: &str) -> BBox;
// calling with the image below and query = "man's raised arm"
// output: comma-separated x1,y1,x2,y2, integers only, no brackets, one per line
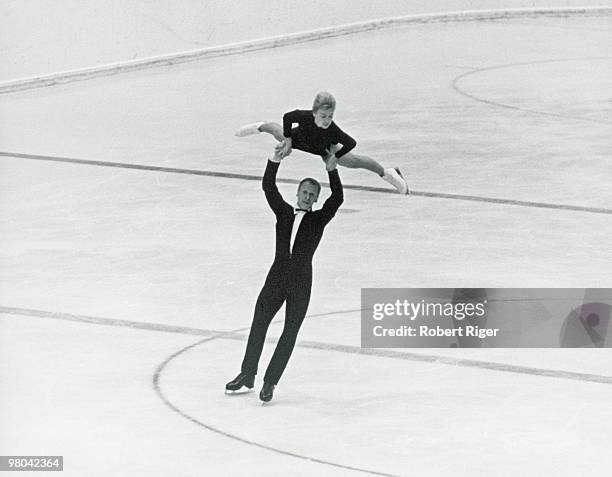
319,153,344,225
262,155,292,217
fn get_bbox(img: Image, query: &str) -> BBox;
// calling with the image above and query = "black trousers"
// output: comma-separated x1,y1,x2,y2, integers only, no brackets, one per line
241,274,311,385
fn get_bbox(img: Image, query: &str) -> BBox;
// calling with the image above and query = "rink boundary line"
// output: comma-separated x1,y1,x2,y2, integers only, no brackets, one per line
0,305,356,338
2,151,611,215
1,6,610,95
3,305,612,385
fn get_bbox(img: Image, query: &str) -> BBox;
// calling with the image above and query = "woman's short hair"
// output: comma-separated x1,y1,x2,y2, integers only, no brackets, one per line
312,91,336,113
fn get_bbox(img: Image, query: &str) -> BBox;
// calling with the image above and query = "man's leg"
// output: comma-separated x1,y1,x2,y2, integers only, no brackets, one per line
263,288,311,385
240,283,286,377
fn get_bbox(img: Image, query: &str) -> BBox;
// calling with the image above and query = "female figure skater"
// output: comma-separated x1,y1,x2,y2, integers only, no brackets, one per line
235,91,409,194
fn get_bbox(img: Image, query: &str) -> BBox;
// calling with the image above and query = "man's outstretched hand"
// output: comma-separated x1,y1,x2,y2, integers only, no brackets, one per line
323,148,338,171
275,138,292,158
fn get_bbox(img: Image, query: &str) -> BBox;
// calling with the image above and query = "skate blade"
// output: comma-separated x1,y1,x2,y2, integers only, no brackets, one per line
225,388,254,395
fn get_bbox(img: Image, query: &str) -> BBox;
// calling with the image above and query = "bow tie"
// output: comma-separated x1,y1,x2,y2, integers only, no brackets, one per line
295,208,310,213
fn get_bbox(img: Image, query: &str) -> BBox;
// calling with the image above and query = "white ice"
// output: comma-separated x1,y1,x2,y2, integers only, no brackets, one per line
1,5,612,477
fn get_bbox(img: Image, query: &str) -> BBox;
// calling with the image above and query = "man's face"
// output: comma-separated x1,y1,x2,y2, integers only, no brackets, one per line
313,107,334,129
296,182,319,210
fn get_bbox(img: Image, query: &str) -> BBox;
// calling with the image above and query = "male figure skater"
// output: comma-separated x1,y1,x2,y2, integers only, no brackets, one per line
226,149,343,402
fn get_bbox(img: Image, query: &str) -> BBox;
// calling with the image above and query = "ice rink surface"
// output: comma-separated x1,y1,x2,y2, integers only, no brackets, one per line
1,10,612,477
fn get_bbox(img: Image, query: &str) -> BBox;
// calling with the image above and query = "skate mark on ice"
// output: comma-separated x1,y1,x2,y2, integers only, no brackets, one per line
452,57,612,125
3,305,612,385
152,332,401,477
2,151,611,215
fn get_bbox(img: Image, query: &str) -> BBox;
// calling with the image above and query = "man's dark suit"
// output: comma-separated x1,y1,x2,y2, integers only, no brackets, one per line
241,159,343,385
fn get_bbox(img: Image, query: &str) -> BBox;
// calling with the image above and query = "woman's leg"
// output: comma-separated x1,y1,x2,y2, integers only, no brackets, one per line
337,152,385,176
258,122,285,142
337,151,409,194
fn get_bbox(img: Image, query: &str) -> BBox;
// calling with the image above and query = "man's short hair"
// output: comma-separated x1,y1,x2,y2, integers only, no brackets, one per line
298,177,321,195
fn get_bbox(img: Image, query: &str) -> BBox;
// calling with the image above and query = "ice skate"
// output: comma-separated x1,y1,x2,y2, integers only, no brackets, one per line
225,372,255,393
235,121,265,137
382,167,409,195
259,382,275,403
